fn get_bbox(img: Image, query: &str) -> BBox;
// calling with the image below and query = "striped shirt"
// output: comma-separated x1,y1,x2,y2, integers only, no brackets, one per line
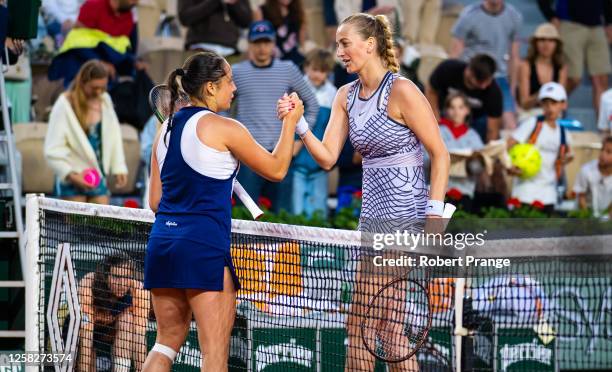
232,59,319,150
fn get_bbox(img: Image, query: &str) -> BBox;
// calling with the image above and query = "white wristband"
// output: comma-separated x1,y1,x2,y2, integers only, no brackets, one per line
426,199,445,216
296,116,310,137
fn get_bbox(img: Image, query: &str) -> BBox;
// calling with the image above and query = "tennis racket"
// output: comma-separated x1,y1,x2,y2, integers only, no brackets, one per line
360,275,432,363
149,84,191,123
360,203,456,363
148,85,264,219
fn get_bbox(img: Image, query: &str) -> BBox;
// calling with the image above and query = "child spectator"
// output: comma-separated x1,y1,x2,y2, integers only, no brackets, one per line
439,92,484,211
507,82,573,213
256,0,306,66
291,48,337,217
573,136,612,218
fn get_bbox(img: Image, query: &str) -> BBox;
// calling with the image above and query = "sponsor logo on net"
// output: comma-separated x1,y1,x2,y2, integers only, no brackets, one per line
500,339,552,372
255,339,313,372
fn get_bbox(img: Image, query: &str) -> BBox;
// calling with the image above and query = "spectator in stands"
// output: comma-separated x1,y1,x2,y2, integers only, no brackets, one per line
140,115,159,172
400,0,441,47
507,82,573,213
232,20,319,212
75,253,149,372
0,12,24,191
42,0,83,47
518,23,568,113
394,37,423,92
67,0,155,129
335,142,363,212
322,0,337,48
76,0,139,74
598,88,612,135
255,0,306,66
178,0,252,61
45,60,128,204
291,48,337,217
48,0,149,94
439,92,484,211
450,0,522,132
426,54,502,143
77,0,137,37
537,0,612,112
574,136,612,218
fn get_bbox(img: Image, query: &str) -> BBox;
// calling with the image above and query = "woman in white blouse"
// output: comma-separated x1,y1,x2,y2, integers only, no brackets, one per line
45,60,127,204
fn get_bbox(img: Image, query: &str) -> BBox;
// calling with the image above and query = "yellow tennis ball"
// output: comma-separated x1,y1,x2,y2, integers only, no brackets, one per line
509,143,542,179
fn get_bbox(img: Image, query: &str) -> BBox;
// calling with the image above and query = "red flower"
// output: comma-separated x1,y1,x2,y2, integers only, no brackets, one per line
123,199,139,209
231,197,236,207
446,188,463,201
531,200,545,210
507,197,521,209
353,190,363,199
258,196,272,210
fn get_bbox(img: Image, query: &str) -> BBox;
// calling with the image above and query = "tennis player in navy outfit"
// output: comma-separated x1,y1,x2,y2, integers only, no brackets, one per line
142,50,303,371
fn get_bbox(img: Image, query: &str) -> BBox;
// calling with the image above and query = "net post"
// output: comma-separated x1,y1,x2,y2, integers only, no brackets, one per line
25,194,42,371
453,277,468,372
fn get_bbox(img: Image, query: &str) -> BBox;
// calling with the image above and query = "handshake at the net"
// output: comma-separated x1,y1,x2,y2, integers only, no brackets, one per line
277,92,304,122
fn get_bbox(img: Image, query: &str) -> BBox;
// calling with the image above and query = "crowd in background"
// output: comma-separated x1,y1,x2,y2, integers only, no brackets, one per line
1,0,612,219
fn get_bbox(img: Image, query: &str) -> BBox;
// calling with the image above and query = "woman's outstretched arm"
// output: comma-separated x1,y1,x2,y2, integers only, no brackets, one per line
279,85,350,171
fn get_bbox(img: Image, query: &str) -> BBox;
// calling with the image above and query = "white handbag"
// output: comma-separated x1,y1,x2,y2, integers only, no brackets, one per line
4,52,31,81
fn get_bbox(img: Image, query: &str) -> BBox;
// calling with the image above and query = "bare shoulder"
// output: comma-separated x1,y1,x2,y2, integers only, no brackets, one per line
196,112,246,134
211,113,250,135
518,60,530,72
336,83,352,97
389,77,425,106
332,83,351,109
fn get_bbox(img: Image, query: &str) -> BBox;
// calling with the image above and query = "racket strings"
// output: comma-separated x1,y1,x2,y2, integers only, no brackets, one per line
362,279,431,362
150,85,192,122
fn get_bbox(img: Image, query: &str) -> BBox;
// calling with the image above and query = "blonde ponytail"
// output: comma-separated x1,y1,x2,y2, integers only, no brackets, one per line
341,13,399,73
374,15,399,73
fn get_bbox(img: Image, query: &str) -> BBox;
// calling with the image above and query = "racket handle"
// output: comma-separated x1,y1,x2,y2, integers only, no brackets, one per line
234,181,264,220
443,203,456,219
441,203,456,231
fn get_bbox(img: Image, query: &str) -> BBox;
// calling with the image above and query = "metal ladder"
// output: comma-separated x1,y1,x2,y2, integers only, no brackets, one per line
0,46,26,340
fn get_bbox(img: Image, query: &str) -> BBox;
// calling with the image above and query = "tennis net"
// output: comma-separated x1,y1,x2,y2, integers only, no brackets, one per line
25,196,612,372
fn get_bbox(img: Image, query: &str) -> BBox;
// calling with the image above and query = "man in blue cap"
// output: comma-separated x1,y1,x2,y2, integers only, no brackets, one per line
231,20,319,213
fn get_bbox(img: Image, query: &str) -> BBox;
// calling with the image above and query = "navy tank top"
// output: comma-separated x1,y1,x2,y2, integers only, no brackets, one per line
150,106,238,249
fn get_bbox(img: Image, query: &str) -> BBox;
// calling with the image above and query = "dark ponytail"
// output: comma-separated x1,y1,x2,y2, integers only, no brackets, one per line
163,68,184,146
163,51,228,145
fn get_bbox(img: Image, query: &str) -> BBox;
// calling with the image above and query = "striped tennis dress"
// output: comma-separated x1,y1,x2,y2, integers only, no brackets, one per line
347,71,428,229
